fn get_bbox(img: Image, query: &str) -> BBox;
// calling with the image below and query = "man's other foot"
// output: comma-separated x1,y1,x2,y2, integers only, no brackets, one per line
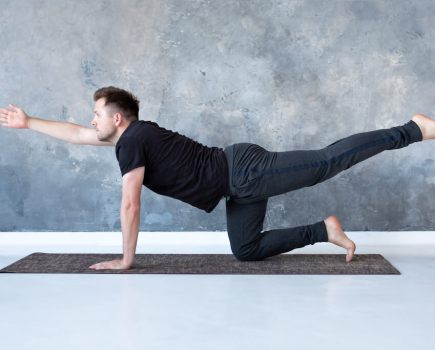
324,215,356,262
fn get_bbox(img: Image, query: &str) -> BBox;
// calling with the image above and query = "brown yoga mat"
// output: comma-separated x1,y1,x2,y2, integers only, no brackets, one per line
0,252,400,274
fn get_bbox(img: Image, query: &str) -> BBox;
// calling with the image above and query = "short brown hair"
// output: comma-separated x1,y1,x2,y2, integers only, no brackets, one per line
93,86,140,121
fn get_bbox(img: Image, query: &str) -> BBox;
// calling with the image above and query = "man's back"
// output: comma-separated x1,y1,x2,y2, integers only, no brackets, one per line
115,120,230,213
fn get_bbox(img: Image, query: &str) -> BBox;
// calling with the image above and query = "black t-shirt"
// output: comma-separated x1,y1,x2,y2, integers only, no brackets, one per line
115,120,229,213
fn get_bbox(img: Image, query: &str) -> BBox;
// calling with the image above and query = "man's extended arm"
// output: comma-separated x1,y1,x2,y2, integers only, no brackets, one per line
0,104,114,146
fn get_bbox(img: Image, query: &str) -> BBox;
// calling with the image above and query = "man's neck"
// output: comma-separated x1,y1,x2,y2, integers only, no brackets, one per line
112,121,133,144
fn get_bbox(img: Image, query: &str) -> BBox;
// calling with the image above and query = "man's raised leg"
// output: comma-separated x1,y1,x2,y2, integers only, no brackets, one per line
242,116,426,202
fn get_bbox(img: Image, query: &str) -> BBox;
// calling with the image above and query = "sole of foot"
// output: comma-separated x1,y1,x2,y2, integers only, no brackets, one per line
324,215,356,262
411,114,435,141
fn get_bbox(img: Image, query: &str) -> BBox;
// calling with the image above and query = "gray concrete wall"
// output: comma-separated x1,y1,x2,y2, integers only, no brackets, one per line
1,0,434,232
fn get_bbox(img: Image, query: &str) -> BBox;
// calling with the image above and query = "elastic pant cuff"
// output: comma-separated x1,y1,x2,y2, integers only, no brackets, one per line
406,119,424,143
312,220,329,243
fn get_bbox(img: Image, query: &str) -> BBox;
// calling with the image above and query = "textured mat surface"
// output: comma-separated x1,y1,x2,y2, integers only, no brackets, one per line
0,252,400,274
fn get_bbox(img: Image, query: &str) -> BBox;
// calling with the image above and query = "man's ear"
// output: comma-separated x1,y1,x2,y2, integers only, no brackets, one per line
113,112,122,126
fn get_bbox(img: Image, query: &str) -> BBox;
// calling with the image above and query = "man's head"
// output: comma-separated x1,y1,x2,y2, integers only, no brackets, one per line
91,86,140,142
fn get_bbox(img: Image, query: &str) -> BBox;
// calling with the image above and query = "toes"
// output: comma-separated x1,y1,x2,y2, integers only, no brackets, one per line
345,241,356,262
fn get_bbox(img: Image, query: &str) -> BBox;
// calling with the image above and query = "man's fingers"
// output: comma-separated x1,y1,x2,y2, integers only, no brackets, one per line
0,105,19,113
0,108,11,116
0,115,11,127
89,262,106,269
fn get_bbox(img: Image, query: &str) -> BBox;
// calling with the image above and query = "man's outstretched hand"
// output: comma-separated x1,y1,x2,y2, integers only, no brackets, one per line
0,104,29,129
89,258,132,270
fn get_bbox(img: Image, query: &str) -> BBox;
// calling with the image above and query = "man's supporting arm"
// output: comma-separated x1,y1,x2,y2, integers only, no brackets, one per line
120,166,145,266
88,166,144,270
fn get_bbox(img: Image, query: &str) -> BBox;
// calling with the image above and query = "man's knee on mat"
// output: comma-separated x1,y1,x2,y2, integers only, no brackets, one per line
231,244,264,262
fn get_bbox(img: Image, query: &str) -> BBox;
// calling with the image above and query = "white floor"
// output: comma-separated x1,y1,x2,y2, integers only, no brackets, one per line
1,231,435,350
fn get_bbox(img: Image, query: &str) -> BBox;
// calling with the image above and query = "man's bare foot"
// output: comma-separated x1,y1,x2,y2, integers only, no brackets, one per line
411,114,435,141
324,215,356,262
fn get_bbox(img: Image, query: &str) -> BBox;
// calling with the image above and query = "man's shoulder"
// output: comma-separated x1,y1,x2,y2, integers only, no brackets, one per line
127,120,160,135
117,120,153,145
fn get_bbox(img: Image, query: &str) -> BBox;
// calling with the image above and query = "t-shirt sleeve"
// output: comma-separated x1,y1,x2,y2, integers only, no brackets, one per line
116,136,146,176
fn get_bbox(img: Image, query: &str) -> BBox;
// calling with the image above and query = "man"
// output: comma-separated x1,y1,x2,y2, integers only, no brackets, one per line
1,86,433,270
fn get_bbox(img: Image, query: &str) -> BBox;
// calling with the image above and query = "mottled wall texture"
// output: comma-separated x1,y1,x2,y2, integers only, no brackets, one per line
1,0,434,232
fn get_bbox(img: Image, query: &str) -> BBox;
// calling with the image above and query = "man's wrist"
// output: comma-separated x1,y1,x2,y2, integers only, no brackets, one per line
26,116,34,129
122,256,135,266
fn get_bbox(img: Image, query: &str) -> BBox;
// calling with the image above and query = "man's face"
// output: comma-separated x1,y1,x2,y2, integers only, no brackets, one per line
91,98,117,142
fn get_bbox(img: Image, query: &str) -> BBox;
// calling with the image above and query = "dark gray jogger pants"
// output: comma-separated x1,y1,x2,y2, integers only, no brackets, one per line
223,120,423,261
